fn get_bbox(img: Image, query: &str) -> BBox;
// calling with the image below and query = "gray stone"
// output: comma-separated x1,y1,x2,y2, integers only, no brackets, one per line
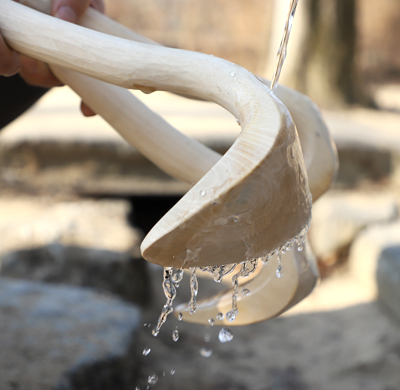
310,191,398,259
348,220,400,295
0,198,149,304
377,245,400,323
0,278,141,390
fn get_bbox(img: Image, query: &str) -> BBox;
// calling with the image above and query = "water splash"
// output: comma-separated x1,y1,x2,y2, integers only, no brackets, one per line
172,329,179,342
219,327,234,343
200,263,237,283
200,347,213,357
270,0,300,91
147,374,158,385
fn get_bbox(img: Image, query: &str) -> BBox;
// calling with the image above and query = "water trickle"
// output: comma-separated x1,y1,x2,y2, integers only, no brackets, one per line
219,327,234,343
172,268,184,284
152,267,177,337
148,373,158,385
270,0,300,91
172,329,179,342
208,318,215,326
217,312,224,321
189,267,199,314
228,259,258,323
200,347,213,357
276,265,284,278
143,347,151,356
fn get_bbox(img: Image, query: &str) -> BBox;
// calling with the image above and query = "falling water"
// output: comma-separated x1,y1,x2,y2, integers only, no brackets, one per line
270,0,300,91
152,267,181,337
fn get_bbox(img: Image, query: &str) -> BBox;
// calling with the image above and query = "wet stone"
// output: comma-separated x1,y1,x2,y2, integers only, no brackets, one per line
0,278,141,390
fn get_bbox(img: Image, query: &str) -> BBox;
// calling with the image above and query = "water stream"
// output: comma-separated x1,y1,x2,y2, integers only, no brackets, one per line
270,0,300,91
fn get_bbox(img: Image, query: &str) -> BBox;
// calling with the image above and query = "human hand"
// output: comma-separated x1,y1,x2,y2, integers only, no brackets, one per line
0,0,105,116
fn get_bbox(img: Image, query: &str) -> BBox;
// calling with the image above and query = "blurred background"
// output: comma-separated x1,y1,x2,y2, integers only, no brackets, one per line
0,0,400,389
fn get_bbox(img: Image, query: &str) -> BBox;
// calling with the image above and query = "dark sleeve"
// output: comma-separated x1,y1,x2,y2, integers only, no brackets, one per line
0,74,49,131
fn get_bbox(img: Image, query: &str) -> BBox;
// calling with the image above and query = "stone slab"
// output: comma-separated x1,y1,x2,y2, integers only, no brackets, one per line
0,278,141,390
348,220,400,295
377,245,400,323
310,191,398,258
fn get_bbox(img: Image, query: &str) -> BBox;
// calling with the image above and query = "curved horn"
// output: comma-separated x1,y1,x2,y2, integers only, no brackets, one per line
0,0,312,269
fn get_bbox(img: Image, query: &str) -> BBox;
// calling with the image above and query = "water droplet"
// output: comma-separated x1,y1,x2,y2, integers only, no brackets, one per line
152,328,159,337
200,190,206,196
212,200,218,206
219,327,234,343
146,387,150,390
148,323,151,328
148,373,158,385
235,119,241,126
232,215,240,223
170,369,176,375
276,265,284,278
163,372,166,377
208,318,215,326
242,288,251,296
226,310,238,322
216,312,224,320
297,241,304,252
172,329,179,342
136,387,140,390
143,347,151,356
143,323,148,327
200,347,213,357
230,71,236,77
178,312,183,321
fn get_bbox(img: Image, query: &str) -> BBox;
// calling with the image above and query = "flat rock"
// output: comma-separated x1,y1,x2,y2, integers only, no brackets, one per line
0,278,141,390
377,245,400,322
0,197,149,304
310,191,398,259
348,220,400,295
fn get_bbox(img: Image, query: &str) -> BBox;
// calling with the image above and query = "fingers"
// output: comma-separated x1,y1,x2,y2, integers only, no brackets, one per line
18,54,63,88
0,34,21,76
51,0,105,23
51,0,89,23
90,0,105,13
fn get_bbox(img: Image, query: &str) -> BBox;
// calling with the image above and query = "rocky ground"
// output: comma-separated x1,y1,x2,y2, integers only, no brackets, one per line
0,85,399,390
